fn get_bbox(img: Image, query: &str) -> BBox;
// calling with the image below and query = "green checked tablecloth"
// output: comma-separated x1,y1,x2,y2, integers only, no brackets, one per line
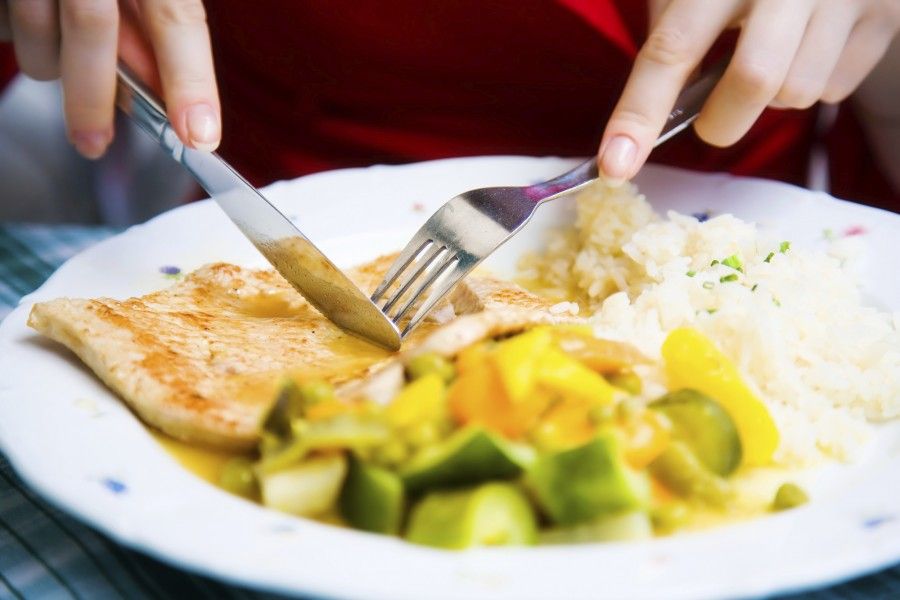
1,222,898,600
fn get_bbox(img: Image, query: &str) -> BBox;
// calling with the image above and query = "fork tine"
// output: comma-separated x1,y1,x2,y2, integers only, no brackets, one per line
401,259,469,337
388,252,459,324
371,235,432,303
381,243,447,313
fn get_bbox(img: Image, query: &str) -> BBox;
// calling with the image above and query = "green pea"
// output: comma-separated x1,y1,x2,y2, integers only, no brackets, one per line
219,457,258,499
651,502,690,534
406,353,456,383
772,483,808,511
608,371,642,395
298,380,335,407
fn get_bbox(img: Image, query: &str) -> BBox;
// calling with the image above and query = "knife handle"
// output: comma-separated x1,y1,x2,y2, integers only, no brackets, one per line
654,56,729,147
116,65,236,197
115,65,191,163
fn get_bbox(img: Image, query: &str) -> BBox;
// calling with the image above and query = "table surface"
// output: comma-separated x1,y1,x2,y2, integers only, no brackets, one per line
1,222,898,600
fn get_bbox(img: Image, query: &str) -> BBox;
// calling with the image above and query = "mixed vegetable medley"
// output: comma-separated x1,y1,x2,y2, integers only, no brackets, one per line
218,325,807,549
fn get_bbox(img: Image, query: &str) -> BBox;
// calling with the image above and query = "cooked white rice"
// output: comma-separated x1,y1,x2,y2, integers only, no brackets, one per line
520,181,900,465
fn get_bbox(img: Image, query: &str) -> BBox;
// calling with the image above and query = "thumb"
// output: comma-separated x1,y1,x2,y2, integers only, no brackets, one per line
598,0,737,184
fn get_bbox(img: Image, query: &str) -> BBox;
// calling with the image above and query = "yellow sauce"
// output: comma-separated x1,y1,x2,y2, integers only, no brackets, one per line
152,431,247,485
676,466,808,532
238,292,307,319
152,427,784,538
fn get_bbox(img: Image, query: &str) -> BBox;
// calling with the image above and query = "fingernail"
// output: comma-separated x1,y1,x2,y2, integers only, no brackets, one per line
599,135,637,187
186,103,220,151
71,131,111,160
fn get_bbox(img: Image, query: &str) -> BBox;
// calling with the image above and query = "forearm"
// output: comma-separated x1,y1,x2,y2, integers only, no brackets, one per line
853,35,900,191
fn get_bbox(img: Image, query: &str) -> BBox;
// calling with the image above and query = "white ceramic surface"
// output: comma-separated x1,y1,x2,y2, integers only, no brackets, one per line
1,157,899,600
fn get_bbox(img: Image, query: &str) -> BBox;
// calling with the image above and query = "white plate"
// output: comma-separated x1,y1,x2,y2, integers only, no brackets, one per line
1,156,899,600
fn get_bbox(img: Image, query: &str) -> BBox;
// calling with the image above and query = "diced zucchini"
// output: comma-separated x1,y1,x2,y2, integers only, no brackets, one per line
339,457,405,534
259,453,347,517
258,415,390,474
525,432,650,526
649,441,732,506
406,483,537,549
261,380,305,440
662,327,778,466
650,389,742,476
400,427,535,493
538,510,653,545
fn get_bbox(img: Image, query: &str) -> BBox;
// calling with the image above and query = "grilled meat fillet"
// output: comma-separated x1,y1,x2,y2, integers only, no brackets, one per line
28,257,559,449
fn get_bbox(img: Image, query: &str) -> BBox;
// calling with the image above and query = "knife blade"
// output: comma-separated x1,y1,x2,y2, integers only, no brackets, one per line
115,66,401,351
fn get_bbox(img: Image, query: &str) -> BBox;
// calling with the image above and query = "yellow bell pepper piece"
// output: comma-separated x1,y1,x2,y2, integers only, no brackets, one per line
621,410,670,470
491,328,553,402
539,325,647,374
387,373,445,428
448,363,548,439
661,327,779,466
532,401,596,450
456,341,492,375
536,347,616,406
305,399,359,421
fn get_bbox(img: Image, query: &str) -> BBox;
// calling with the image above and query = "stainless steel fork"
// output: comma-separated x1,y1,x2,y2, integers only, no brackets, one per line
371,60,728,338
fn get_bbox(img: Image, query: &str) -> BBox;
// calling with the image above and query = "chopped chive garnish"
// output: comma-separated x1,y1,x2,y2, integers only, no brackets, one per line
722,254,743,272
780,241,791,253
764,252,775,263
773,297,782,307
707,308,718,314
751,283,759,292
686,270,696,277
720,274,739,283
702,281,715,290
710,259,720,266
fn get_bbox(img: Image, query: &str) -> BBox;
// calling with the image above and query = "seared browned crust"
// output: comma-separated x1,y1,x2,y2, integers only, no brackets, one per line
28,257,556,450
449,275,555,314
30,263,399,449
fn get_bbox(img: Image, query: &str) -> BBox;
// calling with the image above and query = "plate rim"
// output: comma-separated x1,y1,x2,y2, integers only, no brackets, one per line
2,156,899,600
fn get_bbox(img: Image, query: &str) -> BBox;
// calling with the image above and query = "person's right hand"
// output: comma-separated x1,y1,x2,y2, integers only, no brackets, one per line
599,0,900,185
0,0,220,159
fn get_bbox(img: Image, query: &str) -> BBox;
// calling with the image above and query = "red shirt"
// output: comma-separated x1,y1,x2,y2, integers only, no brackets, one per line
2,1,897,210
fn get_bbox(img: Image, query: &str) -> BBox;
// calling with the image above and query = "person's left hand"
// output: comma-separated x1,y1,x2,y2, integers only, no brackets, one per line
599,0,900,184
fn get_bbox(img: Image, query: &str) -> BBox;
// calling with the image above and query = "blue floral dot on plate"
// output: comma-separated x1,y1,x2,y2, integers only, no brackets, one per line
101,478,128,495
159,265,181,276
863,515,894,529
692,211,712,223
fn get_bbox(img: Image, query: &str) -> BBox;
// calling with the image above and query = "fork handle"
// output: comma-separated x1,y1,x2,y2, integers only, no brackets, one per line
526,57,729,202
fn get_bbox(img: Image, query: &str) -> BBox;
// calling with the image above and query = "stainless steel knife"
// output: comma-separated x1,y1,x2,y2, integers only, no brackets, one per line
115,67,402,350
